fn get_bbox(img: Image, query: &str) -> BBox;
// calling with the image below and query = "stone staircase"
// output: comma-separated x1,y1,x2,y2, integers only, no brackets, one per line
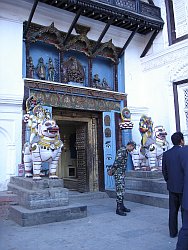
106,171,169,209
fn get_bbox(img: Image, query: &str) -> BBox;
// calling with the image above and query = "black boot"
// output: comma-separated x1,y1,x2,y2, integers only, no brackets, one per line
122,202,131,213
116,203,127,216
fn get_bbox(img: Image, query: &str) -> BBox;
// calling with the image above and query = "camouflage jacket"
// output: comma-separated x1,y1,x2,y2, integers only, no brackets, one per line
107,146,128,176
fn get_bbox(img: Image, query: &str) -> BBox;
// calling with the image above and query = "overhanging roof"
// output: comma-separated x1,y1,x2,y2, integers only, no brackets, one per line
39,0,164,35
24,0,164,57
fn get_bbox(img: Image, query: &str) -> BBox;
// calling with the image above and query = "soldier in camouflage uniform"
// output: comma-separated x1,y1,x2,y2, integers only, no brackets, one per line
109,141,136,216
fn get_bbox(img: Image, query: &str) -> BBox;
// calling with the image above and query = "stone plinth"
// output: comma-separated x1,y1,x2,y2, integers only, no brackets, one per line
8,176,64,190
8,177,68,209
8,177,87,226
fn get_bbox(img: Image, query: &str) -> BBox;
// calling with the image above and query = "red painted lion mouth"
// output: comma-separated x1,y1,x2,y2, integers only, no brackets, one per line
47,127,59,133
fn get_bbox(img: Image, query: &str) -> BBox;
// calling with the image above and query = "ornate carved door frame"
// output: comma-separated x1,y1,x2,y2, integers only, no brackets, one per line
53,115,99,192
173,80,188,144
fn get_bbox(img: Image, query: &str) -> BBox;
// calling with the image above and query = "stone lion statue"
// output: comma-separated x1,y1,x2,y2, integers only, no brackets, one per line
132,115,168,171
23,96,63,180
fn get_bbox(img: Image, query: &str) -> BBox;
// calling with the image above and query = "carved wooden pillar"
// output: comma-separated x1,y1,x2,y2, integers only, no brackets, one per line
88,57,93,87
26,41,30,78
97,114,104,191
60,50,64,83
136,0,140,12
115,112,121,150
114,63,118,91
90,117,99,191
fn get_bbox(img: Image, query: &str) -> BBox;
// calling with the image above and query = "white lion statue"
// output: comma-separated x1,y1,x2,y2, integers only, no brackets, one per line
132,115,168,171
23,96,63,180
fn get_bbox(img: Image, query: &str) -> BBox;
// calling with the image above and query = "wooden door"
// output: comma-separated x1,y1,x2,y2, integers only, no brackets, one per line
76,124,88,192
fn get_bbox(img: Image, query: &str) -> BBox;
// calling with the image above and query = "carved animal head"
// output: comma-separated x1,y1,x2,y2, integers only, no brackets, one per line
139,115,153,135
154,125,167,143
38,120,60,138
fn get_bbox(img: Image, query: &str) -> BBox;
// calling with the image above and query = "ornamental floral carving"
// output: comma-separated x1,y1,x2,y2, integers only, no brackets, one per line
29,22,63,50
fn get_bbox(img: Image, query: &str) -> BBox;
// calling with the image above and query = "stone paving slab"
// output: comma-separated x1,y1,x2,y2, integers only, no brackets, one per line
0,197,179,250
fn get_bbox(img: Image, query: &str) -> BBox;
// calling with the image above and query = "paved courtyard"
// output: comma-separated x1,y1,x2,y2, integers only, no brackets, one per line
0,197,179,250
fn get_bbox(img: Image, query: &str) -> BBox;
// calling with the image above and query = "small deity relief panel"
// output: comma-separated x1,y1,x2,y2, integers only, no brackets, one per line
105,128,111,138
36,57,46,80
104,115,111,126
27,56,58,81
92,74,101,88
47,57,55,81
62,57,85,84
92,74,111,90
101,78,111,90
27,56,35,78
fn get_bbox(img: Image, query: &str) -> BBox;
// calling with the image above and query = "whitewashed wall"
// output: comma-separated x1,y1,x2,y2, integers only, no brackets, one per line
0,17,24,190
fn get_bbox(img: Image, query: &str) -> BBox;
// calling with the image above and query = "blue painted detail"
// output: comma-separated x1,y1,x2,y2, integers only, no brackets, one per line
117,56,125,93
103,111,116,190
41,162,49,173
122,129,133,171
93,57,114,90
22,42,26,77
122,129,132,146
43,105,52,119
127,153,134,171
25,127,31,143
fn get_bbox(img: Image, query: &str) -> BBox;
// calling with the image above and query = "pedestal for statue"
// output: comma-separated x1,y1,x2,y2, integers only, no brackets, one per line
8,177,87,226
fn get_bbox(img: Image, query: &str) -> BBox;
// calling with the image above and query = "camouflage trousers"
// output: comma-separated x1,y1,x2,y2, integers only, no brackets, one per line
114,174,125,203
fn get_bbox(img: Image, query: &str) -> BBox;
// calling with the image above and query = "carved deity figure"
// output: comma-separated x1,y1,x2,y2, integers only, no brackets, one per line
65,57,85,83
93,74,101,88
48,57,55,81
27,56,35,78
36,57,46,80
102,78,111,90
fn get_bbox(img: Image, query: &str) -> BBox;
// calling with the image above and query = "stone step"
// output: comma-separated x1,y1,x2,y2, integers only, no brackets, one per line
0,191,18,219
125,190,169,209
126,170,163,179
9,203,87,227
125,177,168,195
69,191,109,203
106,170,168,208
106,189,169,209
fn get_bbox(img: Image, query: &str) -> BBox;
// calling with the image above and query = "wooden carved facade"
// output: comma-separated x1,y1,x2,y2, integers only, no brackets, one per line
25,22,121,93
23,21,128,192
